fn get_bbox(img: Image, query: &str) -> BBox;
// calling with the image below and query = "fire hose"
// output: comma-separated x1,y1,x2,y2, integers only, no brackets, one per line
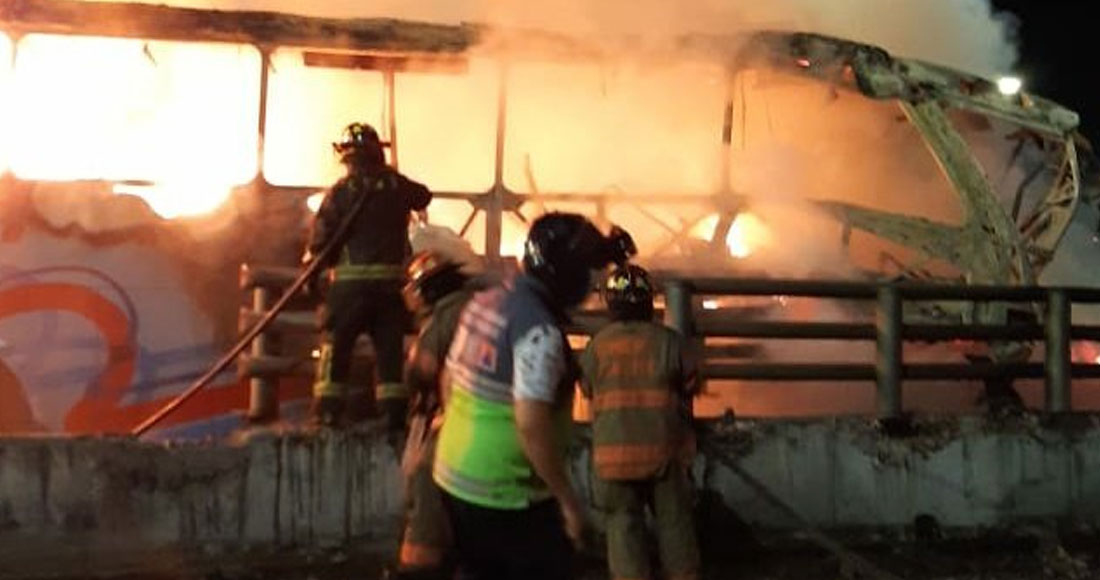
131,186,379,437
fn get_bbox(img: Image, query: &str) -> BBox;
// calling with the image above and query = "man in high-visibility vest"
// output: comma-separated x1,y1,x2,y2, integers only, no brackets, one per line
305,122,431,428
389,250,484,579
580,264,701,580
433,213,636,580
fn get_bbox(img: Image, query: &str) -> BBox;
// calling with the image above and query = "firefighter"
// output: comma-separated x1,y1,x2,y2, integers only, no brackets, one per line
580,264,701,580
390,250,483,579
305,122,432,428
432,213,635,580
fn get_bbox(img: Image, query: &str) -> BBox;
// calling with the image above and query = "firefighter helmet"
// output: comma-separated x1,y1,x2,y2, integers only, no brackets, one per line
403,251,467,314
603,264,655,321
523,213,635,309
333,122,388,166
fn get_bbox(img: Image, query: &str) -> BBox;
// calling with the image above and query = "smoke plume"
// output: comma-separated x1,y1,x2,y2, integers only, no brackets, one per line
82,0,1019,77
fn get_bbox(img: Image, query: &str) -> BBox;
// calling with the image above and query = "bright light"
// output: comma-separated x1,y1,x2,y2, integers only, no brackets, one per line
112,182,232,219
502,236,527,258
1095,355,1100,366
306,192,325,213
0,34,12,174
689,211,772,259
997,76,1023,96
702,299,719,310
725,212,772,259
311,349,321,359
10,35,258,214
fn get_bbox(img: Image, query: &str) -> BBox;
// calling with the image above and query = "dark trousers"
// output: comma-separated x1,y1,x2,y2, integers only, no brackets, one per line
440,491,575,580
594,464,699,580
314,279,407,402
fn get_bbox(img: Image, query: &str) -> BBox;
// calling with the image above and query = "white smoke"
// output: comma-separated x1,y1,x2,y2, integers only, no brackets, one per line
79,0,1020,77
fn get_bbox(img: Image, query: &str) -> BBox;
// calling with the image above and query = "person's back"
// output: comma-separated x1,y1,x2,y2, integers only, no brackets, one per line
432,212,637,580
305,122,431,427
393,252,479,579
579,264,700,580
434,274,575,508
583,320,692,480
322,166,430,273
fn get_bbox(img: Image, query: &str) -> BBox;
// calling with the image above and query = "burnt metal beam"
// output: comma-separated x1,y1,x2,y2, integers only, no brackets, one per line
1019,137,1081,269
741,31,1079,136
302,51,469,74
814,200,963,268
0,0,476,52
901,100,1032,288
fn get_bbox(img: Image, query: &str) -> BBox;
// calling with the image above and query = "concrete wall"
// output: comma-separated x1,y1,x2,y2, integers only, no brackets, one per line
682,416,1100,531
0,429,402,578
1,416,1099,576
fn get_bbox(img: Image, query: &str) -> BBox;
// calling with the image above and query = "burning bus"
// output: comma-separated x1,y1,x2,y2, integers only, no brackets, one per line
1,0,1097,437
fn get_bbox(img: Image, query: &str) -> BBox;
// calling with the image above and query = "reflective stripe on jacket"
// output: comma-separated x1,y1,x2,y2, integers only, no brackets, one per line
580,321,692,481
332,263,405,281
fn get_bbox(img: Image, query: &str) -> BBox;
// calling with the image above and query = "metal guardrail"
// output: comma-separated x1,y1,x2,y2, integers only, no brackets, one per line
661,277,1100,418
239,266,1100,421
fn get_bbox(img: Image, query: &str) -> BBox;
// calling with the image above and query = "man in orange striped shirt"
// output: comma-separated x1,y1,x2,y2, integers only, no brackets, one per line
580,264,700,580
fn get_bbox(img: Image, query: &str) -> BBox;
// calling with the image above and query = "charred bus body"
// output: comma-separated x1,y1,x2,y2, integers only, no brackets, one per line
0,0,1095,435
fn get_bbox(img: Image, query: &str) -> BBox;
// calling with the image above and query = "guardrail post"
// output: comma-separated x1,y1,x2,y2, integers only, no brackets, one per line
875,284,902,419
1045,289,1071,413
664,280,702,392
247,285,278,423
665,280,693,336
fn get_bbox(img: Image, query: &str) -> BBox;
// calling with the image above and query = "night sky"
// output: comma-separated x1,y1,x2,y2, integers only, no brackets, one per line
991,0,1097,144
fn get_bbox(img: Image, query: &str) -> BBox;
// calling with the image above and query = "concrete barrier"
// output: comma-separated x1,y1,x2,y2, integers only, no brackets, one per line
0,429,402,578
2,415,1099,577
683,415,1100,531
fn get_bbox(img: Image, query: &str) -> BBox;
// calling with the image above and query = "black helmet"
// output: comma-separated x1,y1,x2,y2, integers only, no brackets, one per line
523,213,637,309
333,122,388,166
603,264,655,321
403,251,467,314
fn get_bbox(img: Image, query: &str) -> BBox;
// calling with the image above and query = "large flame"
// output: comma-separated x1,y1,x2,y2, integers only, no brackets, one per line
3,35,259,218
1073,341,1100,366
0,27,967,268
725,211,772,258
0,33,12,174
690,211,772,259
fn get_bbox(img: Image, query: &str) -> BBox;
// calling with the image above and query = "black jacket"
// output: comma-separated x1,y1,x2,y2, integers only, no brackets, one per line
308,166,432,270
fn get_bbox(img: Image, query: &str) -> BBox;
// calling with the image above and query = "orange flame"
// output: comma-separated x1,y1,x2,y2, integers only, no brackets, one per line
690,211,772,259
2,28,953,268
1071,341,1100,365
0,33,12,173
4,35,259,218
725,212,771,258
